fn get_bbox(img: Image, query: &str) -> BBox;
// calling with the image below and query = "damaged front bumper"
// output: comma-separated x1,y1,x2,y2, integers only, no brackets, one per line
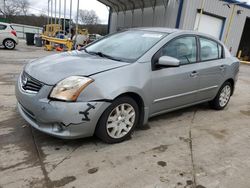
16,75,110,139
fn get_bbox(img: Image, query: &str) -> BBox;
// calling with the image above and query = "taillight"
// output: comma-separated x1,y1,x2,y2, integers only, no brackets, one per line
11,30,17,36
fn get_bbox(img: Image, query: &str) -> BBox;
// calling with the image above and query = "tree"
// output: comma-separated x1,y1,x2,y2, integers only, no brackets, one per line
19,0,29,16
0,0,30,17
77,10,100,25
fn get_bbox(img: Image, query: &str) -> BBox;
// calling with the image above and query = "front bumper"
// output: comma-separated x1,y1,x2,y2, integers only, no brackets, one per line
16,74,110,139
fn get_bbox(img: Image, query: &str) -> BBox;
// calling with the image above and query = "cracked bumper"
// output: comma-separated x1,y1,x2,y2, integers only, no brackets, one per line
16,76,110,139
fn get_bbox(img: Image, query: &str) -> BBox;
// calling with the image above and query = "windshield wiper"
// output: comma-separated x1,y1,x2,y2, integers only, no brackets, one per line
183,56,191,64
87,51,123,62
83,48,89,54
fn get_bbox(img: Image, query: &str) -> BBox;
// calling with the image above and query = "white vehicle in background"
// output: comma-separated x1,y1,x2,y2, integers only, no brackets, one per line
0,22,19,50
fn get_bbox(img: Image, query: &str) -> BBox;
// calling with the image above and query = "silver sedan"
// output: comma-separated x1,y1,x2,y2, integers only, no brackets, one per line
16,28,239,143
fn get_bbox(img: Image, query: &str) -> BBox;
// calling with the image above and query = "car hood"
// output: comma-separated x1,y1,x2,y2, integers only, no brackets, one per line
25,51,128,85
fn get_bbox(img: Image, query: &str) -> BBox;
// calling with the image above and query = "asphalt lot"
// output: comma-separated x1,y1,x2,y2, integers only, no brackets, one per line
0,40,250,188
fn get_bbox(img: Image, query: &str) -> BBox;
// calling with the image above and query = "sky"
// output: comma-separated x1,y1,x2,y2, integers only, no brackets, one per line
28,0,110,24
19,0,250,24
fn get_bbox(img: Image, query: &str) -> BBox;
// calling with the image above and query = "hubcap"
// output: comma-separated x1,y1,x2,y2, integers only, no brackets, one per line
5,40,14,49
106,103,136,139
219,85,231,107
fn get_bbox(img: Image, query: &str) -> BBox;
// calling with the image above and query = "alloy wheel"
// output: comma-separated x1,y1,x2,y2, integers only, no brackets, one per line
5,40,15,49
106,103,136,139
219,85,231,107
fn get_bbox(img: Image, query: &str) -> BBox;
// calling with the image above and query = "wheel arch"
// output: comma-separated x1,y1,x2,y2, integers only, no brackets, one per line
114,92,145,128
225,78,235,95
3,38,16,44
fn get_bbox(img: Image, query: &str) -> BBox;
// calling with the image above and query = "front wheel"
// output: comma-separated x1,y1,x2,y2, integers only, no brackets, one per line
95,96,139,143
210,81,232,110
3,39,16,50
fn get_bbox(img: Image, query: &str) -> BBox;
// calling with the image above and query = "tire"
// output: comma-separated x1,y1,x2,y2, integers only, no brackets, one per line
95,96,139,144
3,39,16,50
209,81,232,110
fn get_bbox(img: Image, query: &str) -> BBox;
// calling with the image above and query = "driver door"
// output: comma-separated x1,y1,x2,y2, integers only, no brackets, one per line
150,36,200,115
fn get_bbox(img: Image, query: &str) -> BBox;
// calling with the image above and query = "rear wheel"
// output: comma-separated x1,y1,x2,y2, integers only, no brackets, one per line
210,81,232,110
3,39,16,50
95,96,139,143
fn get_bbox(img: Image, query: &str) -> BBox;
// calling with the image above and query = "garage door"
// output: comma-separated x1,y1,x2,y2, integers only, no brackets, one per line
194,13,224,39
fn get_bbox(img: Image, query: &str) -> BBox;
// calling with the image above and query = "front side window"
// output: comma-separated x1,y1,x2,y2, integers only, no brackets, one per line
200,37,222,61
160,36,197,65
85,30,167,62
0,24,7,30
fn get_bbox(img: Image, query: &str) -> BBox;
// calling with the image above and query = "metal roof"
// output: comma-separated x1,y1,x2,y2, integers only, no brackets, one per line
98,0,250,12
97,0,171,12
223,0,250,9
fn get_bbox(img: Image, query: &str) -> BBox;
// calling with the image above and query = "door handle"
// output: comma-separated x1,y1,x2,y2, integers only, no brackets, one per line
220,65,225,71
190,71,198,77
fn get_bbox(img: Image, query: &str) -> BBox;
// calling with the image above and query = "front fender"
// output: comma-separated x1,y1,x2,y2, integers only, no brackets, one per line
77,62,152,108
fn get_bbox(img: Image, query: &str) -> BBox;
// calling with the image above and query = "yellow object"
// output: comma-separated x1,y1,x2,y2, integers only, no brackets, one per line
238,50,242,59
45,44,53,51
41,35,73,51
43,24,62,37
77,28,89,35
240,61,250,65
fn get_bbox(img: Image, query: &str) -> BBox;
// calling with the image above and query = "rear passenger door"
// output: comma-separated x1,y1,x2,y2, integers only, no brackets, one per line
195,37,226,101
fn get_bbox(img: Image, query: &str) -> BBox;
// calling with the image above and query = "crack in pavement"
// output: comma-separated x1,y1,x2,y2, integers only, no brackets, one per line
50,145,81,173
189,109,197,188
30,127,51,188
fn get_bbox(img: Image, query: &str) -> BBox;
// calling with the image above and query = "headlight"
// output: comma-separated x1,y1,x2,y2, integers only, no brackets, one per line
50,76,93,102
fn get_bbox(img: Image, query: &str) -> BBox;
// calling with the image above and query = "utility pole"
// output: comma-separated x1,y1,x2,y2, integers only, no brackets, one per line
54,0,57,24
48,0,50,25
51,0,53,25
59,0,61,26
63,0,66,34
76,0,80,35
69,0,72,32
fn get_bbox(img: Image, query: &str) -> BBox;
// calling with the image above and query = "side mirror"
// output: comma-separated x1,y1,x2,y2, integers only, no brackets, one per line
157,56,180,67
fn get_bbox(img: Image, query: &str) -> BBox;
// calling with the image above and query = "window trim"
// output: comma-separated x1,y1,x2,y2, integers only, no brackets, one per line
197,35,225,63
151,34,199,71
0,24,7,30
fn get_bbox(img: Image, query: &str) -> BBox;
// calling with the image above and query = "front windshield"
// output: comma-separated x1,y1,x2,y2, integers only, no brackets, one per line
85,30,167,62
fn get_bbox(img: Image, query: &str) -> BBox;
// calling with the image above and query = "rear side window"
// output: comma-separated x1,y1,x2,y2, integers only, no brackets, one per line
200,37,223,61
161,36,197,65
0,24,7,30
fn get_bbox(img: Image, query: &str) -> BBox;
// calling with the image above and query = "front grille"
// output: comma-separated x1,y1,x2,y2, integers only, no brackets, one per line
21,72,43,93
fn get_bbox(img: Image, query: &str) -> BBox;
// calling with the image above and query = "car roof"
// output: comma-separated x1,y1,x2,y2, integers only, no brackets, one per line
133,27,180,33
0,22,10,26
131,27,221,43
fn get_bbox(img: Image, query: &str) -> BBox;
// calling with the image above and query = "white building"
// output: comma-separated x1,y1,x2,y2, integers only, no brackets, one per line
98,0,250,58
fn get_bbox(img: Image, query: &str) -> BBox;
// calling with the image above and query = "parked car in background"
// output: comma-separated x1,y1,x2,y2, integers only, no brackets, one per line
0,22,18,50
88,34,103,43
16,28,239,143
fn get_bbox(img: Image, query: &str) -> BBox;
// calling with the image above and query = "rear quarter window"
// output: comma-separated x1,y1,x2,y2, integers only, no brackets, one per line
200,37,223,61
0,24,7,30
